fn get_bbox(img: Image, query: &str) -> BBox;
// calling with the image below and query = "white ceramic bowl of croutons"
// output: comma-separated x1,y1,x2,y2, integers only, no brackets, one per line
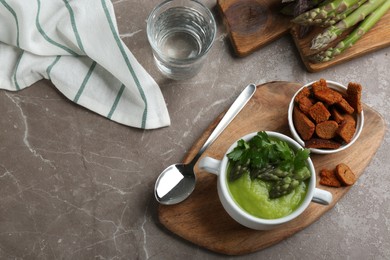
288,80,364,154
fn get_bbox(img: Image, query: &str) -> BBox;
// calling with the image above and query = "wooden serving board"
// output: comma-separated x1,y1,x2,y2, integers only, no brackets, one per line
158,82,386,255
217,0,390,72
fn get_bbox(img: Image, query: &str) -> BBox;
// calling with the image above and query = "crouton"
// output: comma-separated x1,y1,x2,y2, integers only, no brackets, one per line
309,102,331,123
337,98,355,114
337,119,356,143
343,114,356,126
311,78,328,94
298,96,313,115
330,107,344,123
294,87,311,103
335,163,356,186
314,89,343,105
320,168,341,187
293,106,315,140
316,120,339,139
305,138,341,149
346,82,362,113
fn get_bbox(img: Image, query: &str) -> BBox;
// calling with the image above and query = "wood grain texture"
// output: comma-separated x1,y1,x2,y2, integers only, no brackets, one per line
217,0,291,57
158,82,386,255
217,0,390,71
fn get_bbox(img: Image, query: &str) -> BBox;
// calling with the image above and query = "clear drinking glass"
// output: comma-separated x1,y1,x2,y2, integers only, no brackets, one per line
147,0,216,80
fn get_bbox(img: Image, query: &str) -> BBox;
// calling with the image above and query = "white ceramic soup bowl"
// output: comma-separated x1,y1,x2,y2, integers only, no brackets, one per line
288,80,364,154
199,131,332,230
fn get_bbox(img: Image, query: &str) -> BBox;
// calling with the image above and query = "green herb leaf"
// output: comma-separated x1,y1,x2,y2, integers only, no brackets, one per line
294,148,310,170
227,139,249,161
227,149,243,161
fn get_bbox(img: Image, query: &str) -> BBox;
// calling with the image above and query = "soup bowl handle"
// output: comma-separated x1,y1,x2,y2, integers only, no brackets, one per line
199,156,221,175
312,188,333,205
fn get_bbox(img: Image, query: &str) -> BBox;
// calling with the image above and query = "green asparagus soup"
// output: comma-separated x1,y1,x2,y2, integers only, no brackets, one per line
226,132,311,219
227,171,308,219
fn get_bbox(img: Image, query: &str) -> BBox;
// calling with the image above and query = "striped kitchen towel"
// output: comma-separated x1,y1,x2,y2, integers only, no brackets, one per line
0,0,170,129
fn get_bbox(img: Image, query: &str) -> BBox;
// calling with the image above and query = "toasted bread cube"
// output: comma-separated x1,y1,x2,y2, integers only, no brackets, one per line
315,89,343,105
343,114,356,126
295,87,311,103
346,82,362,113
337,119,356,143
320,168,341,187
305,138,341,149
335,163,356,186
330,107,345,124
298,96,313,115
293,106,315,141
311,79,328,94
337,98,354,114
316,120,339,139
309,102,331,123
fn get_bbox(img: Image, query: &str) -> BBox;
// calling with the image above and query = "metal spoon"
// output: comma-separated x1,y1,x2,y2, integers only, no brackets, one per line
154,84,257,205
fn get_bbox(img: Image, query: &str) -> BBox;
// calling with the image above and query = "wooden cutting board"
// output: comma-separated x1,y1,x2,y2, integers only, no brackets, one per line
217,0,390,72
158,81,386,255
216,0,291,56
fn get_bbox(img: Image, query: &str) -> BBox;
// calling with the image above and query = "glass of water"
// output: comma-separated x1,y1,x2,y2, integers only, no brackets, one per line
147,0,216,80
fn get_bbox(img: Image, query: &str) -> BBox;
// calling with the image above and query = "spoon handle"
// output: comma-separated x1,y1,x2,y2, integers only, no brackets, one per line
190,83,257,165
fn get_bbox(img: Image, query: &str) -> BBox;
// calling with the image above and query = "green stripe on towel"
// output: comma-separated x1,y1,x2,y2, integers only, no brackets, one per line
107,84,125,119
36,0,79,56
13,50,24,90
100,0,148,128
1,0,20,47
73,61,97,103
63,0,85,53
46,55,61,80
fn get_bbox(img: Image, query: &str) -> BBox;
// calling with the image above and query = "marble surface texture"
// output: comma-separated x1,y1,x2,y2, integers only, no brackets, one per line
1,0,389,259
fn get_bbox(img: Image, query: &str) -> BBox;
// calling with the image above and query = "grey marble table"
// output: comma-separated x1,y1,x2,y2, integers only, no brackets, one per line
1,0,389,259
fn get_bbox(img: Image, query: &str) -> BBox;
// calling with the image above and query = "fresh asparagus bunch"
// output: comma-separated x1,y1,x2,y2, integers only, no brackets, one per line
319,0,368,26
292,0,366,25
311,0,386,50
311,0,390,62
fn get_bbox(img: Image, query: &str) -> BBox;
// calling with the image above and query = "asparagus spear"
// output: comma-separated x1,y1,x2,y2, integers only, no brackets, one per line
257,172,281,181
269,177,300,199
250,164,275,179
311,0,390,62
320,0,368,26
255,167,290,181
259,167,310,198
311,0,368,27
292,0,365,25
229,160,249,181
311,0,386,50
